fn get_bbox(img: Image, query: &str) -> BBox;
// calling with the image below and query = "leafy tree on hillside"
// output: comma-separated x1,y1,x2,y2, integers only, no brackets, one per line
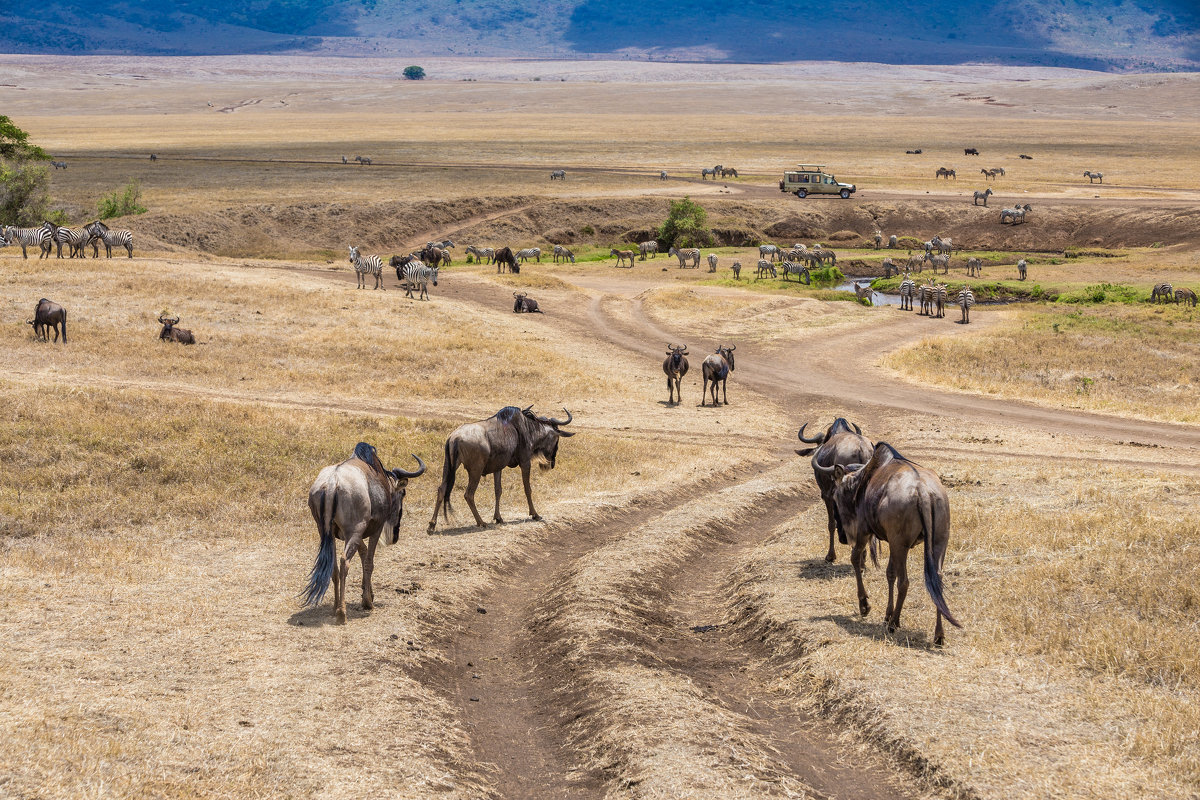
657,197,712,249
0,115,56,226
403,65,426,80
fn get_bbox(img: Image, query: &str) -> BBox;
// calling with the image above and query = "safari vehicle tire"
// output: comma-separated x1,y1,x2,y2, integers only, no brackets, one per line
795,189,807,198
840,189,851,199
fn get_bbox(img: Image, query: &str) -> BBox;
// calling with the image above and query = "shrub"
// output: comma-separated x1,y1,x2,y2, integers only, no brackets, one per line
0,114,54,226
402,66,426,80
657,197,712,248
808,265,845,286
580,224,595,236
97,179,147,219
895,236,924,250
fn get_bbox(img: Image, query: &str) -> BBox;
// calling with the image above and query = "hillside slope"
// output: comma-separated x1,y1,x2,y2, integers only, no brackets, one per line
0,0,1196,69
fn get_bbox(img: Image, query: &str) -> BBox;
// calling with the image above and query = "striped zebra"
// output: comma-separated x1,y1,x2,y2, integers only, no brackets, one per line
1151,283,1174,303
957,286,975,323
810,249,837,267
1083,171,1103,184
402,261,438,300
731,260,741,280
759,243,780,261
660,171,668,181
54,225,91,259
639,240,658,260
780,261,810,284
755,259,776,279
552,245,575,263
966,257,982,277
348,245,384,290
465,245,494,264
1017,259,1027,280
516,247,541,263
924,252,949,274
86,221,134,258
1175,287,1197,307
934,284,948,318
610,248,636,268
917,282,935,316
701,168,717,180
668,246,700,268
707,253,718,272
899,275,916,311
2,225,53,259
550,169,566,181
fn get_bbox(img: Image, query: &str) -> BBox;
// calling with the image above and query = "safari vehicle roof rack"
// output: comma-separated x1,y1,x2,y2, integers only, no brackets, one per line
795,164,825,171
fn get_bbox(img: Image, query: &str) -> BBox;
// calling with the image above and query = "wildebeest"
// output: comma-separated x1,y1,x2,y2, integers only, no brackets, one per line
304,442,426,622
796,418,872,563
158,314,195,344
513,291,542,313
391,253,419,280
494,246,520,274
964,147,979,156
428,405,575,532
817,442,962,645
700,345,735,406
1019,154,1033,160
662,343,689,404
28,298,67,343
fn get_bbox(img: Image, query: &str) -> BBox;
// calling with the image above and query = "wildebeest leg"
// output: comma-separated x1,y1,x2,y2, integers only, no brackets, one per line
337,532,362,623
851,541,870,617
463,471,486,528
700,376,708,406
492,471,504,523
666,376,674,404
885,556,897,630
520,463,541,521
721,378,728,405
361,533,379,610
888,543,910,633
824,503,837,563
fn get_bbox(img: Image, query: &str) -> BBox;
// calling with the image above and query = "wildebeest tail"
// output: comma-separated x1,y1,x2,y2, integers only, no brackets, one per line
440,438,457,520
922,494,962,628
60,309,67,343
302,488,336,607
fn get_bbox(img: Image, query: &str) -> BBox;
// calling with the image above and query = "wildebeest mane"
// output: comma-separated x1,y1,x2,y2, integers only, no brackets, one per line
352,441,386,474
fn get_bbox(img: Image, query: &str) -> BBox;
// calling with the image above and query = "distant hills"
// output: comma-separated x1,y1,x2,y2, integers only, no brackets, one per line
1,0,1197,70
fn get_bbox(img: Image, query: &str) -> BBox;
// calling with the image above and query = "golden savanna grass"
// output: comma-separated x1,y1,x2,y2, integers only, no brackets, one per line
731,455,1200,800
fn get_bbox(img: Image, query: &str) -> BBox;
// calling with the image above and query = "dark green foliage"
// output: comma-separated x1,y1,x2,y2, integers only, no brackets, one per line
97,179,148,219
403,65,426,80
0,116,55,226
0,116,48,161
808,266,844,286
657,197,712,249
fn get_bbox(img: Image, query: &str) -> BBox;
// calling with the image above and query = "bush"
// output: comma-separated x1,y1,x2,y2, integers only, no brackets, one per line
808,265,845,286
0,114,54,226
97,179,147,219
657,197,712,249
403,66,426,80
895,236,924,250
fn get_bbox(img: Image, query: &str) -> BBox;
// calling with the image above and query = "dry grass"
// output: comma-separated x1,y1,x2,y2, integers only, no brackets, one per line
883,303,1200,423
729,454,1200,800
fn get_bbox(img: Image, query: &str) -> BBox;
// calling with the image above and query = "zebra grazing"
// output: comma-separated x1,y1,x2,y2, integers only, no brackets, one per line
1000,204,1031,224
668,246,701,268
707,253,718,272
465,245,495,264
1020,154,1033,160
550,169,566,181
925,253,950,274
2,225,53,259
853,283,874,305
899,275,916,311
974,188,993,206
1151,283,1174,303
86,220,134,258
638,240,658,260
810,248,836,267
882,258,900,278
349,245,384,290
402,261,438,300
552,245,575,263
934,284,948,318
957,286,975,323
1017,259,1027,280
54,225,90,259
755,259,777,279
720,167,738,178
354,155,372,165
1083,171,1104,184
610,248,636,268
992,167,1005,177
966,257,982,277
731,260,741,280
936,167,956,180
780,261,809,284
516,247,541,263
888,234,898,248
1175,287,1198,307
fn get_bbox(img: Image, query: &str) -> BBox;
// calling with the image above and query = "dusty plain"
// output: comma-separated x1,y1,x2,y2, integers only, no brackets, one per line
1,56,1199,800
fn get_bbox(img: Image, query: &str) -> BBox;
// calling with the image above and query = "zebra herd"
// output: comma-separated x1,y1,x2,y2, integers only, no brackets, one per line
896,275,975,323
701,165,738,180
1,220,134,259
348,244,440,299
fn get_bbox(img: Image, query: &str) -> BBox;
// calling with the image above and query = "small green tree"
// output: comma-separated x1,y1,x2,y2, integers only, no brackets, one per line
0,115,48,161
0,115,54,226
403,65,426,80
97,179,147,219
657,197,712,249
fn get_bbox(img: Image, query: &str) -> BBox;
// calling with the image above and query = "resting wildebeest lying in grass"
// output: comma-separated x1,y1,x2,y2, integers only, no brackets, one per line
797,418,872,563
513,292,542,313
428,405,575,532
817,442,962,645
29,298,67,343
305,443,426,623
158,314,195,344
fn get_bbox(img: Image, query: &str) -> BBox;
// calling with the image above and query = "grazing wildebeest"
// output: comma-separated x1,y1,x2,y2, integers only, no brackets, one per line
818,442,963,645
796,418,872,563
973,188,993,206
611,247,636,268
1175,287,1198,307
964,147,979,156
513,291,542,313
700,345,735,406
550,169,566,180
28,298,67,343
158,314,195,344
663,344,689,404
494,246,520,274
428,405,575,532
304,442,426,622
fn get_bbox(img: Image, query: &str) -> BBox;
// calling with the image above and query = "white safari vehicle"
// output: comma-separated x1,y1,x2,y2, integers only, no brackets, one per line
780,164,856,199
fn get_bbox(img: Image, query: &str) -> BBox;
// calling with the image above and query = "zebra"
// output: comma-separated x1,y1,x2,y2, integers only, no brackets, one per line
916,283,932,316
149,153,157,161
1083,171,1104,184
1151,283,1174,303
899,275,916,311
516,247,541,263
1019,154,1033,160
1000,204,1031,224
550,169,566,181
932,236,953,256
402,261,438,300
906,251,925,273
552,245,575,263
465,245,494,264
2,225,53,259
934,284,948,318
810,248,837,267
759,244,780,261
882,258,901,277
966,257,982,277
51,160,67,170
639,240,658,260
731,260,741,280
981,168,999,181
925,253,949,274
888,234,898,248
992,167,1005,177
874,231,883,249
935,167,956,180
660,170,668,180
755,259,776,279
853,283,874,305
1017,259,1027,280
353,155,372,165
957,286,975,323
668,246,700,268
720,167,738,178
348,245,384,289
610,248,636,268
1175,287,1197,307
974,188,993,206
707,253,718,272
85,220,134,258
341,155,348,164
780,261,810,284
701,168,717,180
54,225,91,259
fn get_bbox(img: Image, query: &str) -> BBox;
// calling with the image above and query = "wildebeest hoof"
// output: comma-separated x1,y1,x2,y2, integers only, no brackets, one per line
476,523,487,529
859,601,870,616
934,635,945,647
336,611,347,625
824,552,835,563
494,516,504,523
886,620,898,634
531,514,542,521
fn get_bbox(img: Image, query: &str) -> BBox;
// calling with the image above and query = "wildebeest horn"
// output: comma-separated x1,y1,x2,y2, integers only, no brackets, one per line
543,407,572,426
391,454,426,479
797,423,825,444
811,452,835,474
727,344,736,351
852,421,862,434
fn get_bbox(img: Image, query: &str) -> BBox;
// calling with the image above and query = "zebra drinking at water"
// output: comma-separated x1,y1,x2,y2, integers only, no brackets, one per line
516,247,541,263
2,225,53,259
349,245,384,290
402,260,438,300
668,246,701,268
639,240,658,260
957,286,975,323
